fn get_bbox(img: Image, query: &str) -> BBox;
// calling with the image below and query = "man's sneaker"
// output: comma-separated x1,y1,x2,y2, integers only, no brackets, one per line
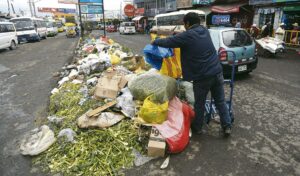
224,127,231,137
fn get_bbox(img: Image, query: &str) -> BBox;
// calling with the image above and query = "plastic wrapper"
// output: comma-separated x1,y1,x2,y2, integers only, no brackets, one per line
177,81,195,106
116,88,136,118
128,71,177,103
155,97,195,153
58,128,76,143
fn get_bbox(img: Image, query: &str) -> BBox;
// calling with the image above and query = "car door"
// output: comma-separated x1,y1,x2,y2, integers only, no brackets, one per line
0,24,9,48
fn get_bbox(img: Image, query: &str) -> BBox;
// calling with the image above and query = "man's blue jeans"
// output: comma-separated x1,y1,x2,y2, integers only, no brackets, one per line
192,73,232,130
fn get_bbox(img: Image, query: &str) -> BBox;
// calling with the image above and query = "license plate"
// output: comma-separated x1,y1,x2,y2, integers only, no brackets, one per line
238,65,247,72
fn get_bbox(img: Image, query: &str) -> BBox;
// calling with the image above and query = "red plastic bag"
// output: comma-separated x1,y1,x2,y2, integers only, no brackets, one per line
155,97,195,153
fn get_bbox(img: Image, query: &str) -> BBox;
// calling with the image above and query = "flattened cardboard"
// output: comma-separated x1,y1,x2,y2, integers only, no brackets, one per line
94,75,121,99
94,70,128,99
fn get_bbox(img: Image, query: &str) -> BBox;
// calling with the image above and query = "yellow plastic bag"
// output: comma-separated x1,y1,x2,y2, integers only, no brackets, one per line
108,39,115,44
139,96,168,124
150,33,182,79
110,54,121,65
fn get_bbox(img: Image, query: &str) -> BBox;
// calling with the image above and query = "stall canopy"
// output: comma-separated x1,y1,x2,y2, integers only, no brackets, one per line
211,3,247,13
132,16,144,21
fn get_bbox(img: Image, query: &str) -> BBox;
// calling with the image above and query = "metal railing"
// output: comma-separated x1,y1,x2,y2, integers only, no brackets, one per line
243,28,300,47
283,30,300,47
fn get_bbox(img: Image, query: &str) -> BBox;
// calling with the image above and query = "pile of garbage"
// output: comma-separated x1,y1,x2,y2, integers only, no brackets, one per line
20,35,195,175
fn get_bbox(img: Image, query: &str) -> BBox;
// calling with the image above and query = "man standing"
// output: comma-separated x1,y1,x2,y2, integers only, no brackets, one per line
152,12,232,136
275,23,285,41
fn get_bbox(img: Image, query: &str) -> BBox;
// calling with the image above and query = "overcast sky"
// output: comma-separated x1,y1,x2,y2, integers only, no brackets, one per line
0,0,124,15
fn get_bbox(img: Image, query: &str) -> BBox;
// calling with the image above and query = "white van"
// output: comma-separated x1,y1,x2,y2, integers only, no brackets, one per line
10,17,47,43
151,10,206,33
46,20,58,37
0,22,18,50
119,22,136,34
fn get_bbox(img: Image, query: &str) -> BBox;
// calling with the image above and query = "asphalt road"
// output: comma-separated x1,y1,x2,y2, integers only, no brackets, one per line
0,34,78,176
105,32,300,176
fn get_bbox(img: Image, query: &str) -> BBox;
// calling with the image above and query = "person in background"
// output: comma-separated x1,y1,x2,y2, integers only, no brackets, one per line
275,23,285,41
261,21,273,37
291,23,299,44
235,19,241,28
151,12,232,136
250,24,259,39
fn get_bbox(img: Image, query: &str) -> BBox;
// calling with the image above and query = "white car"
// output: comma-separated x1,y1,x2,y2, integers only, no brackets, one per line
46,21,58,37
0,22,18,50
119,22,136,34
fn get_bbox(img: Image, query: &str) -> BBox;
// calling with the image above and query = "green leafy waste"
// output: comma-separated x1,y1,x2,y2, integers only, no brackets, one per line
34,83,145,176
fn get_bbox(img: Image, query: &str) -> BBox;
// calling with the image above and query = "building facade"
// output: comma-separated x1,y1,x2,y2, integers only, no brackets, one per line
250,0,300,31
134,0,177,18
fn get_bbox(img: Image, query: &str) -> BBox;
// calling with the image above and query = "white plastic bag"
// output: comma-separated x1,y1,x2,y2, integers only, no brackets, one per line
116,88,136,118
20,125,56,156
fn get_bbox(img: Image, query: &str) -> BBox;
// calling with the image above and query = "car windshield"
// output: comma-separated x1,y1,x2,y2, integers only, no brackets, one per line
46,22,53,28
222,30,252,47
124,23,134,27
10,19,34,31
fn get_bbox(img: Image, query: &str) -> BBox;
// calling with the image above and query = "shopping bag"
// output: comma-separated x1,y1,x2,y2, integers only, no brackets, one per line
143,44,173,70
150,34,182,78
154,97,195,153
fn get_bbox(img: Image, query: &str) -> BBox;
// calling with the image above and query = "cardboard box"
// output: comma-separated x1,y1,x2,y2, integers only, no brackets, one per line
148,127,166,157
94,70,128,99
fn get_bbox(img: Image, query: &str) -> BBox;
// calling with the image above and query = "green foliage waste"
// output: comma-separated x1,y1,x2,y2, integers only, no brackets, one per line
34,83,145,176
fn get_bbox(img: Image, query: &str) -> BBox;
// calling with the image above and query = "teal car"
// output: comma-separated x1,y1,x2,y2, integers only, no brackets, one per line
209,28,258,74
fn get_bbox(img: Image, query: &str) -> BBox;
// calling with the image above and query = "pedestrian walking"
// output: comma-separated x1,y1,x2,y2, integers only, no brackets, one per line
152,12,232,136
250,24,259,39
275,23,285,41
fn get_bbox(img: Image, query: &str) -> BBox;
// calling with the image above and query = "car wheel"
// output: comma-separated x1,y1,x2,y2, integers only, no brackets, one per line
37,35,41,42
9,40,17,50
43,33,47,39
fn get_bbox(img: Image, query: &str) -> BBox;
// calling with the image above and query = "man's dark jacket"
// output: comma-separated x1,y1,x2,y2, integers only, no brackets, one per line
153,24,222,81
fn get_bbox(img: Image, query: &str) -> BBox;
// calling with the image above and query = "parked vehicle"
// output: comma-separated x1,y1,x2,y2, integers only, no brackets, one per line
10,17,47,43
0,22,18,50
46,20,58,37
65,23,76,38
56,20,64,32
209,28,258,74
107,25,117,32
151,10,206,34
119,22,136,34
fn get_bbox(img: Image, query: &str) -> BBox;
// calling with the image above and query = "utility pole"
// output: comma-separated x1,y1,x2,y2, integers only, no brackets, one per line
78,0,84,37
7,0,10,15
28,0,33,17
32,1,37,17
102,0,106,37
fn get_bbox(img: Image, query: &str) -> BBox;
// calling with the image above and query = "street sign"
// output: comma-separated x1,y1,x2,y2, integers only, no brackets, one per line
212,15,230,25
79,0,103,4
124,4,135,17
80,5,103,14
